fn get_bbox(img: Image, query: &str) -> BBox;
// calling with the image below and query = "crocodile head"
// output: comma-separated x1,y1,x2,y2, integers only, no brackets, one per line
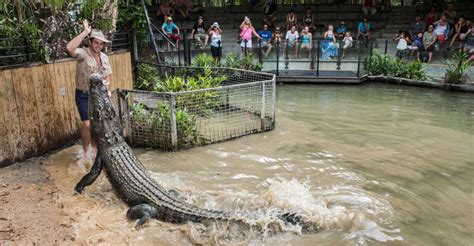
88,74,122,145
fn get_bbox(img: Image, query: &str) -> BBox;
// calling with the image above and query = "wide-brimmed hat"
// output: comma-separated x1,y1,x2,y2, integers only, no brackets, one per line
87,30,110,43
166,16,173,21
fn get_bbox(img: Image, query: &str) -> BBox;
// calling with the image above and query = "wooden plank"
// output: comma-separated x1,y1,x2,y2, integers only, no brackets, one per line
58,62,73,135
68,61,79,132
4,69,23,160
20,66,42,157
52,63,68,136
30,65,48,150
0,71,12,165
41,64,56,149
44,63,62,146
125,53,133,89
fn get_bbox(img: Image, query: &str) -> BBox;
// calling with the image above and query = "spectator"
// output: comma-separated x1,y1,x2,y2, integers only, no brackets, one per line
356,17,372,45
423,25,437,63
285,25,299,58
286,9,298,31
410,14,426,37
191,16,208,49
175,0,190,19
408,32,423,59
209,22,222,62
157,0,173,22
425,6,438,27
273,26,283,44
377,0,391,13
239,16,261,54
336,21,348,39
161,16,180,51
341,31,353,59
299,26,312,58
464,25,474,63
263,0,278,28
448,16,469,50
362,0,376,16
442,3,457,29
394,30,410,59
321,25,339,60
433,14,450,42
301,7,317,33
258,24,273,57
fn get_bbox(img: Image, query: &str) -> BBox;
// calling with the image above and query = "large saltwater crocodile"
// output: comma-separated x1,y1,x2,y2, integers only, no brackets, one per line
74,74,302,228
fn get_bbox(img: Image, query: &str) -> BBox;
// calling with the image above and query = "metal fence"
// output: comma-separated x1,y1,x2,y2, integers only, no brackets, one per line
117,65,276,150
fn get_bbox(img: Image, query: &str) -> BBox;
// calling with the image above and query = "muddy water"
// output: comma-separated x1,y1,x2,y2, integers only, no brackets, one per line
45,84,473,245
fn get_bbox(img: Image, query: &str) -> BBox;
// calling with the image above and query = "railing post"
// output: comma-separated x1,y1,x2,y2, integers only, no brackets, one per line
258,39,263,63
23,37,30,62
310,40,315,70
357,41,362,77
336,44,342,70
260,82,266,131
170,94,178,149
316,40,320,76
141,0,163,77
132,31,139,82
187,31,192,65
284,39,289,71
177,38,182,66
276,40,280,76
271,79,276,127
384,39,388,55
369,41,373,57
183,30,188,66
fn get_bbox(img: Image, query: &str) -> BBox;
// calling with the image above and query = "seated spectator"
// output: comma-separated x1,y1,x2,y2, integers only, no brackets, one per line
356,17,372,44
464,25,474,62
209,22,222,62
394,30,410,59
423,25,437,63
161,16,180,51
286,9,298,31
273,26,283,44
433,14,450,42
442,3,457,29
336,21,348,39
157,0,173,21
321,25,339,60
362,0,376,16
425,6,437,27
258,24,273,57
448,16,469,50
299,26,312,58
191,16,208,49
408,32,424,59
341,31,353,59
410,14,426,38
301,7,317,33
285,25,299,58
263,0,278,28
174,0,190,19
239,16,261,54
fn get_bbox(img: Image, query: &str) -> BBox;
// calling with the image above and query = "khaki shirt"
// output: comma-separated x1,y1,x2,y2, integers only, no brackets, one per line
75,47,112,91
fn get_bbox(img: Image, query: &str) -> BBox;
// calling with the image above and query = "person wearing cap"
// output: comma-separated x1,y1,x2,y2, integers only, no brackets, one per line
66,20,112,163
191,16,208,49
162,16,181,51
336,21,348,40
209,22,223,62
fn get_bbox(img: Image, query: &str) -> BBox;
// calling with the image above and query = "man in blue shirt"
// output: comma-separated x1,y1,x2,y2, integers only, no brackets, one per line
356,17,372,45
161,16,181,51
258,24,273,57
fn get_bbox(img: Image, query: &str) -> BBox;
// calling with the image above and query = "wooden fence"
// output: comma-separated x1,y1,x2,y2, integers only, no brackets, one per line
0,51,133,167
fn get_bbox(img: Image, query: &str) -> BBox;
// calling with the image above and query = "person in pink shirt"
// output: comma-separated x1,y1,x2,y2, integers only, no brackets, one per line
239,16,261,54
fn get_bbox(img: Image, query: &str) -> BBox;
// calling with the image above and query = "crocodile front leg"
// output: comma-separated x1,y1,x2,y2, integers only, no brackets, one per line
74,156,103,193
127,204,158,228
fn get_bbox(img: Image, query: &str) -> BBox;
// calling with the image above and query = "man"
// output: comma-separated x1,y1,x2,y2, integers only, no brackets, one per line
66,20,112,163
258,24,273,57
191,16,208,49
409,14,426,38
356,17,372,45
162,16,181,51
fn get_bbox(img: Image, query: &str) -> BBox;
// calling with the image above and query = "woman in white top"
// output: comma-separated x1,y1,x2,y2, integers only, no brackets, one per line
209,22,222,62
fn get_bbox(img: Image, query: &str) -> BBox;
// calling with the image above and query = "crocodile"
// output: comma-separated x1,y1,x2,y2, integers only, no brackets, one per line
74,74,303,228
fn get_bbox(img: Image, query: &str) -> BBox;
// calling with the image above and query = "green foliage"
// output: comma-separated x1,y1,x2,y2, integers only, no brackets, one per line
135,63,160,90
224,53,263,71
116,1,150,48
366,53,426,80
192,53,219,67
130,101,207,148
444,52,473,84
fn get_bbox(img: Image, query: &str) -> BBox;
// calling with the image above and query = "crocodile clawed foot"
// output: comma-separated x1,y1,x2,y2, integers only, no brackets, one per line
127,204,158,229
74,184,84,194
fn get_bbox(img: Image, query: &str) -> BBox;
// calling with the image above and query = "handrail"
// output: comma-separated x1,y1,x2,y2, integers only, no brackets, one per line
150,23,176,48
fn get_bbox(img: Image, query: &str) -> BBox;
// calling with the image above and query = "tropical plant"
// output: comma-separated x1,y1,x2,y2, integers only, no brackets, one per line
444,52,472,84
366,53,426,80
192,53,219,67
224,52,263,71
135,63,160,90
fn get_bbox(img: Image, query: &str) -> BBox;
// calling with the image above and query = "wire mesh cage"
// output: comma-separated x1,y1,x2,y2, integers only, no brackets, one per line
118,65,276,150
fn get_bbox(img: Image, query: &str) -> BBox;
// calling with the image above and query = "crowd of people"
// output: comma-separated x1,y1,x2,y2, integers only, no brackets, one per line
157,1,473,63
394,3,473,63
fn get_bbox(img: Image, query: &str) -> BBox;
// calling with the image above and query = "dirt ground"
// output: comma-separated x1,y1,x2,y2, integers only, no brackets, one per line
0,156,75,246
